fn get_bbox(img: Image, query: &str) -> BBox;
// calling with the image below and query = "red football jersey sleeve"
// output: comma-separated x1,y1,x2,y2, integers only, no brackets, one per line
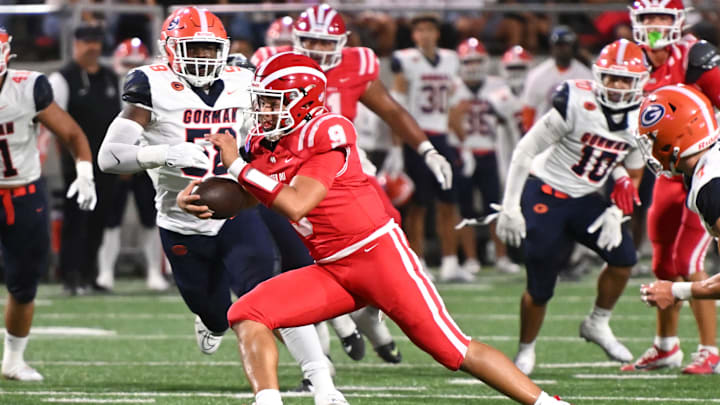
296,112,357,155
325,47,380,122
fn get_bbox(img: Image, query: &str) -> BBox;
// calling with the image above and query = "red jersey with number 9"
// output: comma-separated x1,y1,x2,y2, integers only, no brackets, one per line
246,112,390,260
251,46,380,122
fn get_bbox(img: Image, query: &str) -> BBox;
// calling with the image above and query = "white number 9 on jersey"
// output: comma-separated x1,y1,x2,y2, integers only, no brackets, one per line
329,124,347,149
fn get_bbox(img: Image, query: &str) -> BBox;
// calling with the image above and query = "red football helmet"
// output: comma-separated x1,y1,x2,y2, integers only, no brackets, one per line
457,37,488,83
250,52,327,141
292,4,348,71
113,37,151,76
500,45,532,92
630,0,686,49
159,7,229,87
637,84,719,176
266,16,294,47
0,28,15,77
377,171,415,207
592,39,649,109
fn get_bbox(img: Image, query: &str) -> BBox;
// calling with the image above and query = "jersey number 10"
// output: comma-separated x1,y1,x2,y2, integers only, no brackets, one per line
571,145,619,183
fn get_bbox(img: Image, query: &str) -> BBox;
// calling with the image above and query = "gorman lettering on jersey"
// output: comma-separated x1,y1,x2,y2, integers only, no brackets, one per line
580,132,631,152
182,107,239,125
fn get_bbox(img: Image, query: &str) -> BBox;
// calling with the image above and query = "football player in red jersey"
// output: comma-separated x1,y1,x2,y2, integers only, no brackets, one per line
621,0,720,374
179,52,569,405
252,4,451,364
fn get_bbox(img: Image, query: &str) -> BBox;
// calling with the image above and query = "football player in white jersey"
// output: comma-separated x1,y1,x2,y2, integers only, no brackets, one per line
494,39,650,375
391,14,469,281
449,37,522,275
97,8,346,405
638,85,720,313
0,28,96,381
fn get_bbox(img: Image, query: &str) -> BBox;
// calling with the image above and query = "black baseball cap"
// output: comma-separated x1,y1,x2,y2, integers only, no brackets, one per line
549,25,577,46
74,23,104,42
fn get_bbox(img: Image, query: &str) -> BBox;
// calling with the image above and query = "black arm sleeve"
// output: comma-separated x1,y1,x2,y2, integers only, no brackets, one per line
390,56,403,74
551,82,570,121
122,69,152,108
695,178,720,229
33,74,54,112
686,41,720,84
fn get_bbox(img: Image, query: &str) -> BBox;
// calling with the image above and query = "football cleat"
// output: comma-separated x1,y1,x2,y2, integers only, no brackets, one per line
439,263,475,283
146,273,169,291
1,362,43,381
514,348,536,375
496,256,520,274
682,348,719,375
375,341,402,364
340,329,365,361
314,389,349,405
620,344,682,371
462,258,482,275
580,317,633,363
194,315,223,355
293,378,314,393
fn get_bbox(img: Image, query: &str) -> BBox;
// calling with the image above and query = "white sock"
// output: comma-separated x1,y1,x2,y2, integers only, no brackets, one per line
97,227,121,283
314,322,331,356
350,306,393,347
2,332,28,370
653,336,679,352
279,326,335,393
589,305,611,325
534,391,556,405
441,255,458,269
328,314,357,338
519,340,536,353
699,344,718,355
141,228,162,279
255,388,282,405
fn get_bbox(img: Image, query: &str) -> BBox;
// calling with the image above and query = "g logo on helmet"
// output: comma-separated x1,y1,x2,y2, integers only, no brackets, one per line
167,16,180,31
641,104,665,128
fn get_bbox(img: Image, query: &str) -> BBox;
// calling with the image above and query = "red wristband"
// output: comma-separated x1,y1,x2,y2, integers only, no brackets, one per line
238,165,283,207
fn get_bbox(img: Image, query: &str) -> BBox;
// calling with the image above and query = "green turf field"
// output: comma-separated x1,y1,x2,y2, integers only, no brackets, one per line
0,268,717,404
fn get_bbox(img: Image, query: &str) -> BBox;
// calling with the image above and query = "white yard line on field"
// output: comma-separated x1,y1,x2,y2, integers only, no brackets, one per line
4,390,720,403
448,378,556,385
44,399,155,404
574,373,679,379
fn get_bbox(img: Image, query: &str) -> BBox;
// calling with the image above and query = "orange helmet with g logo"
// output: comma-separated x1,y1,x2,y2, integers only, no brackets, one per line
637,84,719,176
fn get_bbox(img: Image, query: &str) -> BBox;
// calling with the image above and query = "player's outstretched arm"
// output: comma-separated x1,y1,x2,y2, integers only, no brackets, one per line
361,78,453,189
208,131,332,222
38,101,92,164
642,269,720,309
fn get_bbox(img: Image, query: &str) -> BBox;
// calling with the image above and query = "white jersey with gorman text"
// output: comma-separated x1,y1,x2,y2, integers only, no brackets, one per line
0,69,46,186
393,48,459,134
531,79,643,198
522,59,593,126
451,75,521,153
687,144,720,236
132,64,253,236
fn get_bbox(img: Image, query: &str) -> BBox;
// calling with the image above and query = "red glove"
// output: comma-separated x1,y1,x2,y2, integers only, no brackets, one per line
610,176,641,215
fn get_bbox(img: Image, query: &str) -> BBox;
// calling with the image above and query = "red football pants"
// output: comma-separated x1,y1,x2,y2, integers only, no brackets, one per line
648,175,712,280
227,223,470,370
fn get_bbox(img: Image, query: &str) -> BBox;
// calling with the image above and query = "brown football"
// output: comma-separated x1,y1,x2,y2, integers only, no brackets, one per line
191,177,256,219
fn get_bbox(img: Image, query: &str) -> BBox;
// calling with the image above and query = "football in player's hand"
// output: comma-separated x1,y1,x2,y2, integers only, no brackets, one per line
191,177,256,219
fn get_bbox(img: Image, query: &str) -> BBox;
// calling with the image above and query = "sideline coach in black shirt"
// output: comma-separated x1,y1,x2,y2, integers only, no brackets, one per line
49,22,120,295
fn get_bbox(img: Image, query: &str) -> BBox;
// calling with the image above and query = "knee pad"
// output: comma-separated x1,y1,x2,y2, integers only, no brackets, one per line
8,284,37,304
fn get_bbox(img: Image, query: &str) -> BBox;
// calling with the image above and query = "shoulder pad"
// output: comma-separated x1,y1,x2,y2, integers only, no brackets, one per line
686,41,720,83
122,69,152,108
551,82,571,120
33,73,54,112
349,47,379,78
297,113,356,154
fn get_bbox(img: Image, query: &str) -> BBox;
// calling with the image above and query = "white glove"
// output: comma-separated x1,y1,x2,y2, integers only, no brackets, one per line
166,143,211,169
460,147,476,178
493,202,526,247
382,145,404,176
422,146,453,190
66,160,97,211
587,205,629,251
